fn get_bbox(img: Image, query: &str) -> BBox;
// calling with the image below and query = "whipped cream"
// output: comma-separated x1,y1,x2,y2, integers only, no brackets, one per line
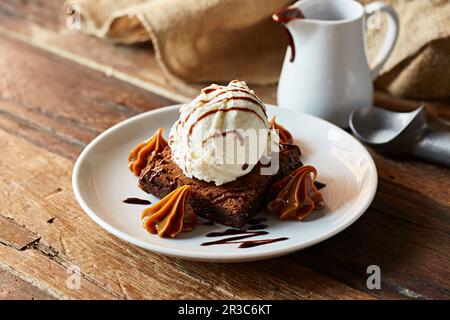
169,80,278,186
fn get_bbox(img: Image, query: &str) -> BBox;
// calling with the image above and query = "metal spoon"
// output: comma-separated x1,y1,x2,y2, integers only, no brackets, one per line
349,106,450,167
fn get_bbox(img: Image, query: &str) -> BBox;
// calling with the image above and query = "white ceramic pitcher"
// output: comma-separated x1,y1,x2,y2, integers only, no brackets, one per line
274,0,399,128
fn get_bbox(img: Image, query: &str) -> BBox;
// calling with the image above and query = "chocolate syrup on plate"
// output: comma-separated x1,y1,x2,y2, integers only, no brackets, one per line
201,231,268,246
201,215,287,248
239,237,289,248
201,230,288,249
123,197,151,205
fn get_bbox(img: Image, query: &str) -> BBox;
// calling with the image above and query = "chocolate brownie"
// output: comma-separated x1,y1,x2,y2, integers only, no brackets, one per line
139,144,302,227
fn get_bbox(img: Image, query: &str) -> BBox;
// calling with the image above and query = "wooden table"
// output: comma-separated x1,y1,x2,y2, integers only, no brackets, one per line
0,0,449,300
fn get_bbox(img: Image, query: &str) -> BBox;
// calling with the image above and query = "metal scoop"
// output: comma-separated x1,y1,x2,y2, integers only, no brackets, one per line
349,106,450,167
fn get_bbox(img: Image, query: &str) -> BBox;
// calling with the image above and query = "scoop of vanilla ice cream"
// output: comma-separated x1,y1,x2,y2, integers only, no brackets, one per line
169,80,278,186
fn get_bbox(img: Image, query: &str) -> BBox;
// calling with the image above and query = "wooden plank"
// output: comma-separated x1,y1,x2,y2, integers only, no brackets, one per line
0,216,40,250
0,32,173,159
0,33,173,130
0,129,373,299
0,268,54,300
0,244,117,299
370,150,450,211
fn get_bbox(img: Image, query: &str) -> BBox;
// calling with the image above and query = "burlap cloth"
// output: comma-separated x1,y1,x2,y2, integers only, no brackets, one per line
67,0,450,99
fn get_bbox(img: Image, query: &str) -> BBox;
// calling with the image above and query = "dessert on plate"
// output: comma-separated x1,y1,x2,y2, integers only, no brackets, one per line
128,80,324,238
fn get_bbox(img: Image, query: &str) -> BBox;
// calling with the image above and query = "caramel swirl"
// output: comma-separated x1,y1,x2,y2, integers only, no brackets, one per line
141,185,196,238
267,166,324,221
270,116,293,145
128,128,168,176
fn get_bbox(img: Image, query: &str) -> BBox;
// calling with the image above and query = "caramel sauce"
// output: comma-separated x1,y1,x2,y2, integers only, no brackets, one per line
270,116,293,145
141,185,196,238
128,128,168,176
267,165,324,221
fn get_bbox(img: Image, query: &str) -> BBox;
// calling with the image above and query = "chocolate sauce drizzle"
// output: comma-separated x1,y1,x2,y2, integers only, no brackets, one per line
201,230,287,248
201,88,265,111
206,129,245,146
188,106,266,137
123,197,151,205
202,87,217,94
239,237,289,248
180,88,267,132
202,230,268,246
200,216,285,248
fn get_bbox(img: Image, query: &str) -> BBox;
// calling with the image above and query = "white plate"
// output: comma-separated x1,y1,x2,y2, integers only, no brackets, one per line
72,105,377,262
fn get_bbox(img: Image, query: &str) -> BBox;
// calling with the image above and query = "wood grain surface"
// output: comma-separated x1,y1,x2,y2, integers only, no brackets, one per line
0,0,449,300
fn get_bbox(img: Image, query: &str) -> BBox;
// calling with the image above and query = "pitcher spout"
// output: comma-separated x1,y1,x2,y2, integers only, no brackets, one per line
272,5,305,63
272,5,305,24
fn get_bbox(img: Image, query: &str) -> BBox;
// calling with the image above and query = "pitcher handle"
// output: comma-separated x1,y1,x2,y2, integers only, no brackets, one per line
365,2,399,80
